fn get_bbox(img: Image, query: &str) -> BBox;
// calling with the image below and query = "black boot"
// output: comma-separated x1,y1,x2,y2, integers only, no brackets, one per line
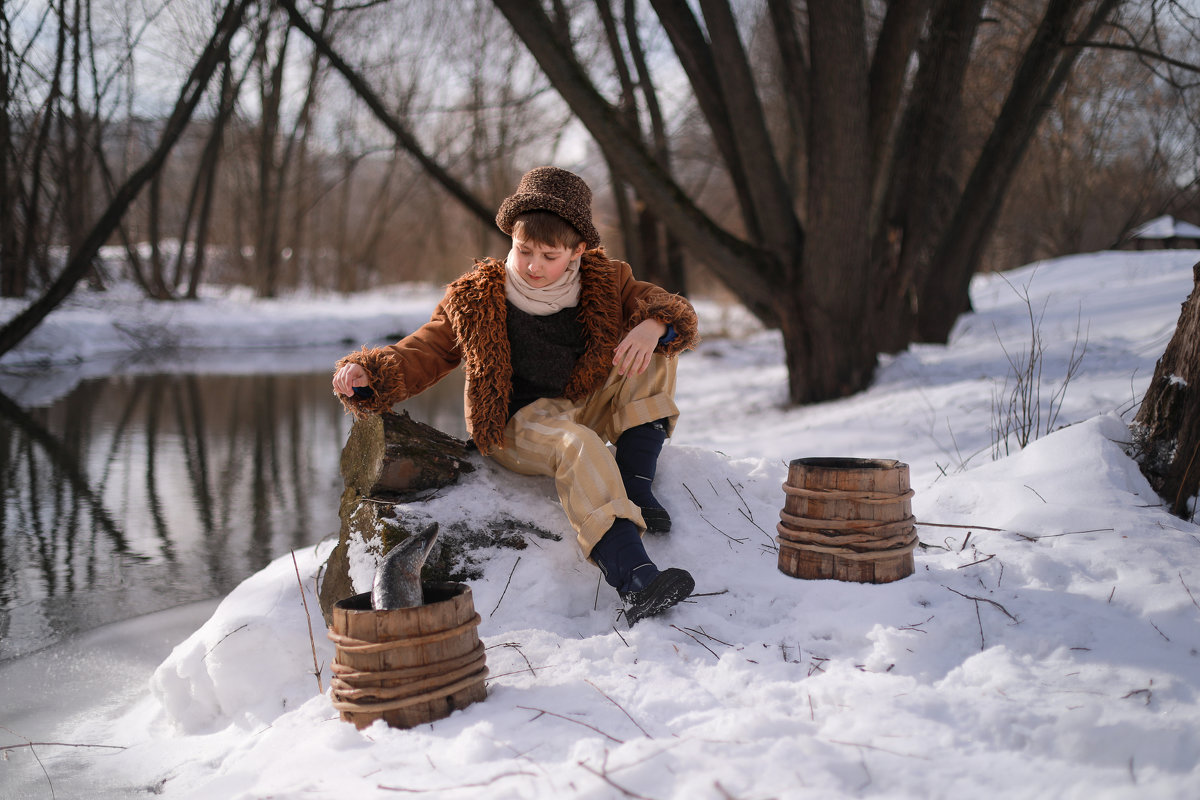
590,519,693,625
615,420,671,533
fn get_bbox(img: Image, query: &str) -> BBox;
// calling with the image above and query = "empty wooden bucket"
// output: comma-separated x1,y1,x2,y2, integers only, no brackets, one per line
776,457,917,583
328,582,488,729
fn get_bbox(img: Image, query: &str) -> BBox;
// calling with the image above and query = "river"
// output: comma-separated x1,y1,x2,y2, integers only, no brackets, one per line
0,351,467,662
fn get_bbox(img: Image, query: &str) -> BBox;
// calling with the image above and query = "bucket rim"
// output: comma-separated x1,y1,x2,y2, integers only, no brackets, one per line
334,581,471,613
788,457,905,471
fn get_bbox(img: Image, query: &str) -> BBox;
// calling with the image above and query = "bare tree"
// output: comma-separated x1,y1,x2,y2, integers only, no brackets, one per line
0,0,256,357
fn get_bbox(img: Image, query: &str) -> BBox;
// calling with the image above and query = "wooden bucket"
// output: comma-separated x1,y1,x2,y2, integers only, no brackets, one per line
776,457,917,584
328,582,488,729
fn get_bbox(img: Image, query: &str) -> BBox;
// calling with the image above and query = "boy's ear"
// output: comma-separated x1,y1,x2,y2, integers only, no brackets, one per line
572,241,587,258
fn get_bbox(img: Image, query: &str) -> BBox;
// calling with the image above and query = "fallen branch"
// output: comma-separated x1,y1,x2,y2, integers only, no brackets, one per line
945,587,1019,622
917,521,1006,532
699,515,748,544
671,624,720,660
0,741,126,753
1182,572,1200,611
378,770,537,793
292,550,324,694
586,679,651,738
578,758,657,800
517,706,624,743
491,556,521,617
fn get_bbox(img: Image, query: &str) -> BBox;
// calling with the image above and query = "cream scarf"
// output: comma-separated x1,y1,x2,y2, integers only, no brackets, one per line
504,248,582,316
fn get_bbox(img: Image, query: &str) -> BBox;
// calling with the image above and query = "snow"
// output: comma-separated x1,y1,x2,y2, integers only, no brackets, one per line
3,249,1200,799
1131,215,1200,240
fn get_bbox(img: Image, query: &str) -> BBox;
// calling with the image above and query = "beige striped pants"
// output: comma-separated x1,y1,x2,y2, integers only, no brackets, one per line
488,355,679,558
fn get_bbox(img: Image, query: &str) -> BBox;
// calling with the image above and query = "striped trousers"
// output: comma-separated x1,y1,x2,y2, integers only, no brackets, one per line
488,355,679,558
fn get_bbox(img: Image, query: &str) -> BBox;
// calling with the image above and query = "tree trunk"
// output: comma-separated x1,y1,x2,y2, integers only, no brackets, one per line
1132,260,1200,520
0,0,20,298
917,0,1120,343
799,1,876,398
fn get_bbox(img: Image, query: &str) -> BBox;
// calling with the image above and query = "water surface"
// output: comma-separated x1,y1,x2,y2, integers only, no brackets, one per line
0,353,467,661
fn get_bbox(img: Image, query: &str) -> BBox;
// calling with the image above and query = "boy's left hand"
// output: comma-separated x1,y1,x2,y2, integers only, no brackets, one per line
614,319,667,375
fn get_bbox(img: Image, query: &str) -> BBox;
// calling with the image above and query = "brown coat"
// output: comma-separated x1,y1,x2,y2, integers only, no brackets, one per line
336,248,699,454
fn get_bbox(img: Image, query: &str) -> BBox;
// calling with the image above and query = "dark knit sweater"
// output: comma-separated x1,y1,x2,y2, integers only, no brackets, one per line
505,301,587,417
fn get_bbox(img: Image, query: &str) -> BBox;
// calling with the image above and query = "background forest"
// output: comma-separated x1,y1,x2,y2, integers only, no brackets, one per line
2,0,1199,399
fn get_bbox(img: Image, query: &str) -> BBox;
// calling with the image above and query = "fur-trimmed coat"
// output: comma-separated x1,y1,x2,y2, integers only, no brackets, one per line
335,248,699,454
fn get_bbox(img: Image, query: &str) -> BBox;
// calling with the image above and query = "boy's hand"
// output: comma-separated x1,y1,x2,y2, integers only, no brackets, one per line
614,319,668,376
333,363,369,396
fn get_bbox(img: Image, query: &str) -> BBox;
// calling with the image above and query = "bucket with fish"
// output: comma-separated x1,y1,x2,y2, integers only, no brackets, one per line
327,524,488,729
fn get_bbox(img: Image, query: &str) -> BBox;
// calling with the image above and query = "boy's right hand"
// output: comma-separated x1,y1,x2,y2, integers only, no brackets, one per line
333,363,369,397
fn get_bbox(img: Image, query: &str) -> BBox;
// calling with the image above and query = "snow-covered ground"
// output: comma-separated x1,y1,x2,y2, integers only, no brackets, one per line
2,249,1199,799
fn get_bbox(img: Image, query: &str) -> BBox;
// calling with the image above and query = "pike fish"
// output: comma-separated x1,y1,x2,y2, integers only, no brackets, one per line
370,523,440,610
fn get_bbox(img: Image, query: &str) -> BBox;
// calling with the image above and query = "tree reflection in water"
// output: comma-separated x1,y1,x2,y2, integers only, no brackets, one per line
0,366,467,661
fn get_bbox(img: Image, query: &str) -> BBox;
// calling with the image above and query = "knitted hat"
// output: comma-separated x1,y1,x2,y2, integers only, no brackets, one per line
496,166,601,249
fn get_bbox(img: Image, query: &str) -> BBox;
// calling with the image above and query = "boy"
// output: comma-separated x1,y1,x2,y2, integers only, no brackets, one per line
332,166,698,625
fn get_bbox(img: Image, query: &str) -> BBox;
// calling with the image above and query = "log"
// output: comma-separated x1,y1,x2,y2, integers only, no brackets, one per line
341,410,473,496
318,411,475,621
1132,260,1200,519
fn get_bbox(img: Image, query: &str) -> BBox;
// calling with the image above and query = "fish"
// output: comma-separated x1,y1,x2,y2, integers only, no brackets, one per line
370,522,440,610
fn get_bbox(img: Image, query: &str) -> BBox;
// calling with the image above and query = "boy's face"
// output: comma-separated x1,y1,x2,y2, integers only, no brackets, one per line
512,236,586,288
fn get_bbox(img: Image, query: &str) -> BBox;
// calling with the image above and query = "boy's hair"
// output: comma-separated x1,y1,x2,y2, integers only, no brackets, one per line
511,210,584,250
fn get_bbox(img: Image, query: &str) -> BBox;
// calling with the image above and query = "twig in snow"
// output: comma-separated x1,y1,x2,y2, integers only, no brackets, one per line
1036,528,1115,539
899,615,934,632
1024,484,1047,503
917,521,1006,532
681,625,734,648
517,706,624,743
1149,620,1170,641
292,550,324,694
490,556,521,617
682,482,702,510
203,624,248,661
1108,586,1117,603
578,758,657,800
613,625,629,647
945,587,1019,622
946,586,1018,649
594,572,602,611
672,624,720,660
497,642,536,676
726,478,752,520
1181,572,1200,611
957,554,996,570
700,515,748,544
1122,682,1153,705
586,679,651,738
808,693,815,721
959,532,973,552
0,740,126,753
738,507,776,548
378,770,538,793
829,739,933,760
689,589,729,598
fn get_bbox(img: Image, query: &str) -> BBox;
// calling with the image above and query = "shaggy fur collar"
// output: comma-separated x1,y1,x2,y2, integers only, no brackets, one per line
444,249,623,453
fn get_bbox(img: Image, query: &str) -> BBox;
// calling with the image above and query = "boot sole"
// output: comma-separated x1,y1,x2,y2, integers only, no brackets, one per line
624,568,695,626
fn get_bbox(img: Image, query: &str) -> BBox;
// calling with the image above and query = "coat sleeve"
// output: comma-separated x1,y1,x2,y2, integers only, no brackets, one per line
615,261,700,356
334,296,463,419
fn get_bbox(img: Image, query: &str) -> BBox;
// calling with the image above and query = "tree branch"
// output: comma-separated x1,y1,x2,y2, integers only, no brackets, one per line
1065,38,1200,75
276,0,497,227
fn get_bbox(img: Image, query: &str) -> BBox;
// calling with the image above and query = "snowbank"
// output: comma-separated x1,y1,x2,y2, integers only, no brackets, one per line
67,415,1200,799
